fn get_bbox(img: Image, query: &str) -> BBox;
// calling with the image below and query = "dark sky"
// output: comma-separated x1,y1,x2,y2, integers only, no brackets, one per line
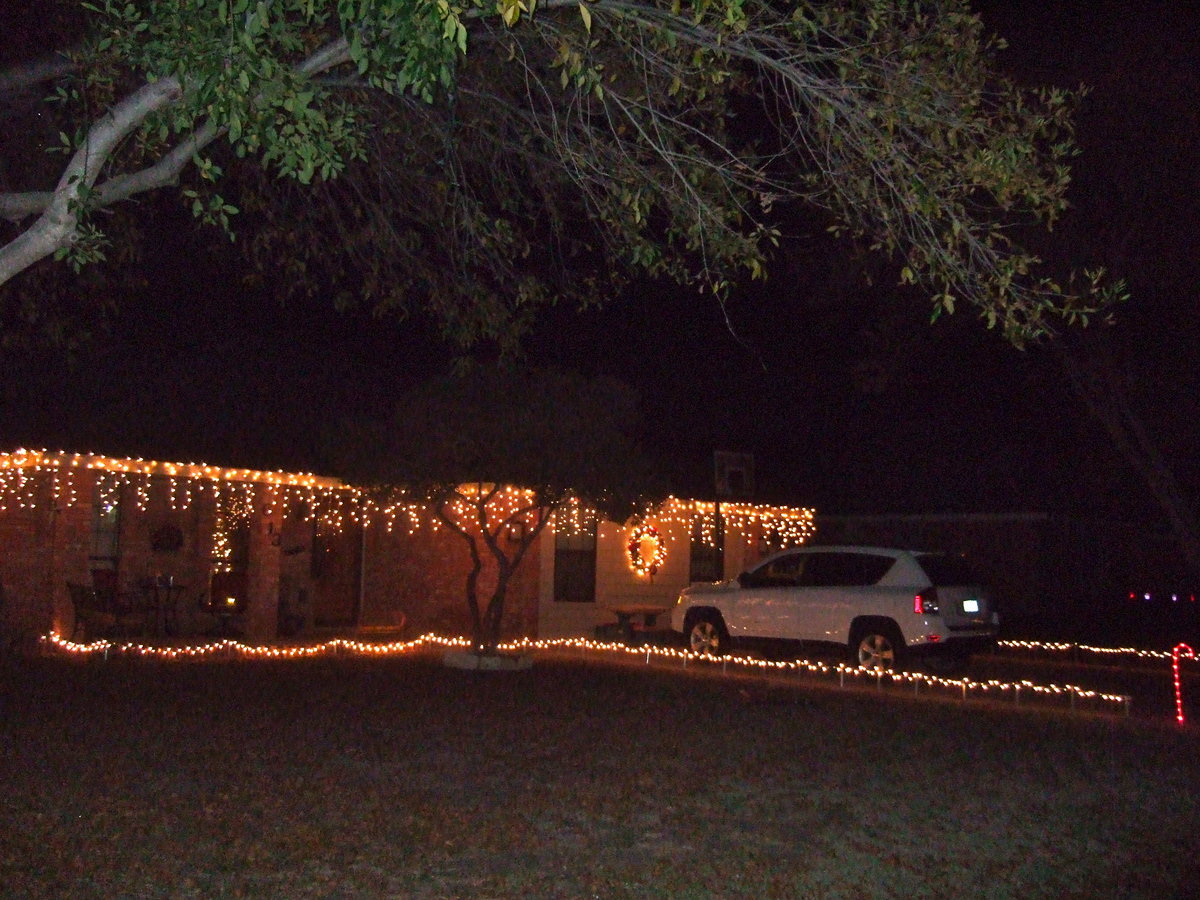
2,1,1198,525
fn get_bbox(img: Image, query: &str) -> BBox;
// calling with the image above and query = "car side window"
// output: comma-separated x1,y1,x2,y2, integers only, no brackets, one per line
797,552,893,587
743,552,805,588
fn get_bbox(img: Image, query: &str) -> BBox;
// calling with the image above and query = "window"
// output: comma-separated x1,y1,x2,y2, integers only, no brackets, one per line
689,514,725,583
916,553,980,587
742,552,805,588
554,524,596,603
797,552,894,587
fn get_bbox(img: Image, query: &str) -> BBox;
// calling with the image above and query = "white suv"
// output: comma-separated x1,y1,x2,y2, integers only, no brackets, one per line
670,545,998,670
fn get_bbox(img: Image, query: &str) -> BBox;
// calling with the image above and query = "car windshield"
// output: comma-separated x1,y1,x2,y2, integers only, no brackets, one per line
916,553,981,586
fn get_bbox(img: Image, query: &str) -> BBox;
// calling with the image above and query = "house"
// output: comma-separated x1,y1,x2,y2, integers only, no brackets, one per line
0,449,363,643
535,496,817,637
0,448,818,644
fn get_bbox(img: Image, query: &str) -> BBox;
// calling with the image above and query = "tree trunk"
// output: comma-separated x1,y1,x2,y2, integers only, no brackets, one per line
483,581,508,650
436,487,556,652
464,550,485,650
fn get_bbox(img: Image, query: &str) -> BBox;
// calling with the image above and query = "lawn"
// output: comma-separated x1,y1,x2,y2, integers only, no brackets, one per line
1,649,1197,898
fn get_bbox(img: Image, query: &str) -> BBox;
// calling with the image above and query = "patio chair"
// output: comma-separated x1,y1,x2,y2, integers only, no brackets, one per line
68,583,147,639
68,583,117,640
196,592,244,638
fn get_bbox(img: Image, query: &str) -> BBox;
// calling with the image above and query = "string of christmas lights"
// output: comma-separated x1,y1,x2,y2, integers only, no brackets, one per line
39,631,1137,716
650,497,817,548
1174,643,1195,725
0,449,351,524
997,639,1177,662
626,523,667,576
1,449,821,544
0,449,339,488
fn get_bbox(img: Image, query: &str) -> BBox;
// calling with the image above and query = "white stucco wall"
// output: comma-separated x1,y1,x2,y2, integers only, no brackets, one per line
537,515,751,638
535,500,814,638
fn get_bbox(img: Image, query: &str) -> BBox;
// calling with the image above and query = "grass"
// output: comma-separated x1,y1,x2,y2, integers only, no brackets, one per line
1,650,1198,898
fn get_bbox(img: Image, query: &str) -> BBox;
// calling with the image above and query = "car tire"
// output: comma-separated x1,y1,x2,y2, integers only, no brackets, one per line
850,625,902,671
686,612,728,656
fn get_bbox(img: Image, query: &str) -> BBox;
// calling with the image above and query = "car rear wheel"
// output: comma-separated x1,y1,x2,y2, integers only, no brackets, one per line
687,614,727,656
852,628,900,670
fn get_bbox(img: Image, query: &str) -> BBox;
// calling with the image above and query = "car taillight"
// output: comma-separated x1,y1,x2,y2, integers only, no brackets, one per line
914,589,939,615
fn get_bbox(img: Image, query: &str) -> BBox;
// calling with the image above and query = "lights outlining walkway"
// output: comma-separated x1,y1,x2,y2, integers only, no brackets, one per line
997,639,1175,663
41,631,1141,718
41,631,439,660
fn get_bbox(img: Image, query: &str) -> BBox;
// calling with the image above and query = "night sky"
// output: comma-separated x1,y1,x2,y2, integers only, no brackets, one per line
2,1,1198,525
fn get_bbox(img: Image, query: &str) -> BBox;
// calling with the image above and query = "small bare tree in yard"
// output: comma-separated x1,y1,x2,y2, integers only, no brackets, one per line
1,0,1123,349
345,367,660,652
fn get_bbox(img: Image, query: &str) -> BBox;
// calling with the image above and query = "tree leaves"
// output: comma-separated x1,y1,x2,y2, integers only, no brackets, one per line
2,0,1124,349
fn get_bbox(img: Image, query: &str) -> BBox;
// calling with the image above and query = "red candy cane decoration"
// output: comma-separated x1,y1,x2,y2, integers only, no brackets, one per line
1174,643,1195,725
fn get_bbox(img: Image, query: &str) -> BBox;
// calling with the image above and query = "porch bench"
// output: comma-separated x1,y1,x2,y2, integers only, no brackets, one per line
597,603,673,645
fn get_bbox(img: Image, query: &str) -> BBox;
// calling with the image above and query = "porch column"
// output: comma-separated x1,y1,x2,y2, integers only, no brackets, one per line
243,484,284,642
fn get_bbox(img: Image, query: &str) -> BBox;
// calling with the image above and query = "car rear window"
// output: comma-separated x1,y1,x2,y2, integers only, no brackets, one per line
917,554,981,586
798,552,895,587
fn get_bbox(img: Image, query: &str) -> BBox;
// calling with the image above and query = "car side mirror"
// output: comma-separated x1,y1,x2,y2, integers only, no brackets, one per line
736,571,750,587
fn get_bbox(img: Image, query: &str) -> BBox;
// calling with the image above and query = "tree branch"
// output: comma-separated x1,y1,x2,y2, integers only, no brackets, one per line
0,36,352,286
0,75,182,285
0,193,53,222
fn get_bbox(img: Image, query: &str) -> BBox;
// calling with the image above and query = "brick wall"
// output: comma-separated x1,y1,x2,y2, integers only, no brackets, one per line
0,469,327,642
0,496,55,638
0,473,96,638
307,522,362,626
361,518,541,640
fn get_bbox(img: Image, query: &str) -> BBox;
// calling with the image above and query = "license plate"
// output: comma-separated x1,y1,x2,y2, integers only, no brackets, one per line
962,599,980,614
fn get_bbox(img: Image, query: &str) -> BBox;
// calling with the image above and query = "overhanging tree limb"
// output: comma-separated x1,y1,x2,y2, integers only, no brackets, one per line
0,34,353,282
1,0,1124,344
0,76,183,283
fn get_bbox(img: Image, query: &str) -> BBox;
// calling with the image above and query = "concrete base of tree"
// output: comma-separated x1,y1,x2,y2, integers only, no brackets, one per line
442,649,534,672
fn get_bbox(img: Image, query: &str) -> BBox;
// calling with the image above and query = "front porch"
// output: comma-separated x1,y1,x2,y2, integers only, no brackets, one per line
0,450,363,645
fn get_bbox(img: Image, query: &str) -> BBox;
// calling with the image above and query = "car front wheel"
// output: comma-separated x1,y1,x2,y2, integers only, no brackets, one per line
852,629,899,670
687,615,727,656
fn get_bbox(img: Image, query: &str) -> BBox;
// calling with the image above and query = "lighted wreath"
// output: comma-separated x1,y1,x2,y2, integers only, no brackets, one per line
627,523,667,576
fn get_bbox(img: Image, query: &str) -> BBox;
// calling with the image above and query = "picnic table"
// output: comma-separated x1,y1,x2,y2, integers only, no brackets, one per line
604,603,672,643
